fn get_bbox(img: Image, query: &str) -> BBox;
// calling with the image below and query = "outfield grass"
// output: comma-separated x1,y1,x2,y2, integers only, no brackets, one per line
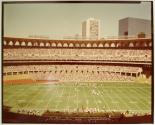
3,82,151,115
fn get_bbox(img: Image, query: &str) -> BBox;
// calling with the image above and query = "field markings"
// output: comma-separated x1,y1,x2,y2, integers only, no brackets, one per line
53,85,62,111
129,89,151,110
56,85,68,111
121,88,142,111
87,86,99,111
129,88,148,108
10,85,37,111
23,85,46,111
38,85,61,113
46,85,58,110
4,83,151,114
82,86,89,110
76,86,79,110
59,85,65,111
4,85,29,104
136,87,151,98
8,85,33,110
24,85,55,113
113,88,131,111
95,86,111,111
136,88,151,107
53,86,64,111
106,88,120,111
65,85,71,112
45,84,58,110
138,87,151,100
100,87,116,111
131,88,151,110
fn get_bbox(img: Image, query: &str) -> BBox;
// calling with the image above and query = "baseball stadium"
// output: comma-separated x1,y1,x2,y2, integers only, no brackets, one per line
2,36,153,123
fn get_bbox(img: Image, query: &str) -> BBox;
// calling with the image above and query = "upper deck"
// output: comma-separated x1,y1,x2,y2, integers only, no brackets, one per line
3,37,152,49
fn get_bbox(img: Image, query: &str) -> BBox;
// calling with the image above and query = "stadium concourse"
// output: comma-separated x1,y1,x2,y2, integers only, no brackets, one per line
3,37,152,123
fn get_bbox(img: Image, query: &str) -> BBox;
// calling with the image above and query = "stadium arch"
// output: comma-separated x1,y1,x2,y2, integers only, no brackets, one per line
15,41,20,46
63,43,68,47
104,43,109,47
69,43,74,47
75,43,80,47
40,42,45,47
93,43,98,47
81,43,86,47
21,41,26,46
57,43,62,47
110,43,116,47
28,42,33,46
98,43,103,47
52,43,56,47
129,42,134,47
45,42,50,47
87,43,92,47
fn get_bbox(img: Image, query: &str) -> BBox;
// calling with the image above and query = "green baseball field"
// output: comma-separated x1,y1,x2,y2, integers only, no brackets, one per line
3,82,151,115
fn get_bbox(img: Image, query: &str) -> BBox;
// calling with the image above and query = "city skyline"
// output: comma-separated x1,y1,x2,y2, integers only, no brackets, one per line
4,2,151,39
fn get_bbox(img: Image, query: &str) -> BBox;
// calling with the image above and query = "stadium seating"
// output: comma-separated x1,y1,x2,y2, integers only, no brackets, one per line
4,65,142,82
3,49,151,62
3,37,152,82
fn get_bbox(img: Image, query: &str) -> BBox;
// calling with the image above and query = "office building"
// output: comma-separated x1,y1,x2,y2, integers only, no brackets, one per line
119,17,151,38
82,18,100,40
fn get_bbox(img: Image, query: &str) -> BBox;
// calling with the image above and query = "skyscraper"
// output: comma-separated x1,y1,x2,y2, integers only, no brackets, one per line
82,18,100,40
119,17,151,38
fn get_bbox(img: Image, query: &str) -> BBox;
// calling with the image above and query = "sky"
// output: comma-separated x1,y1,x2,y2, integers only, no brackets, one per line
4,2,151,39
